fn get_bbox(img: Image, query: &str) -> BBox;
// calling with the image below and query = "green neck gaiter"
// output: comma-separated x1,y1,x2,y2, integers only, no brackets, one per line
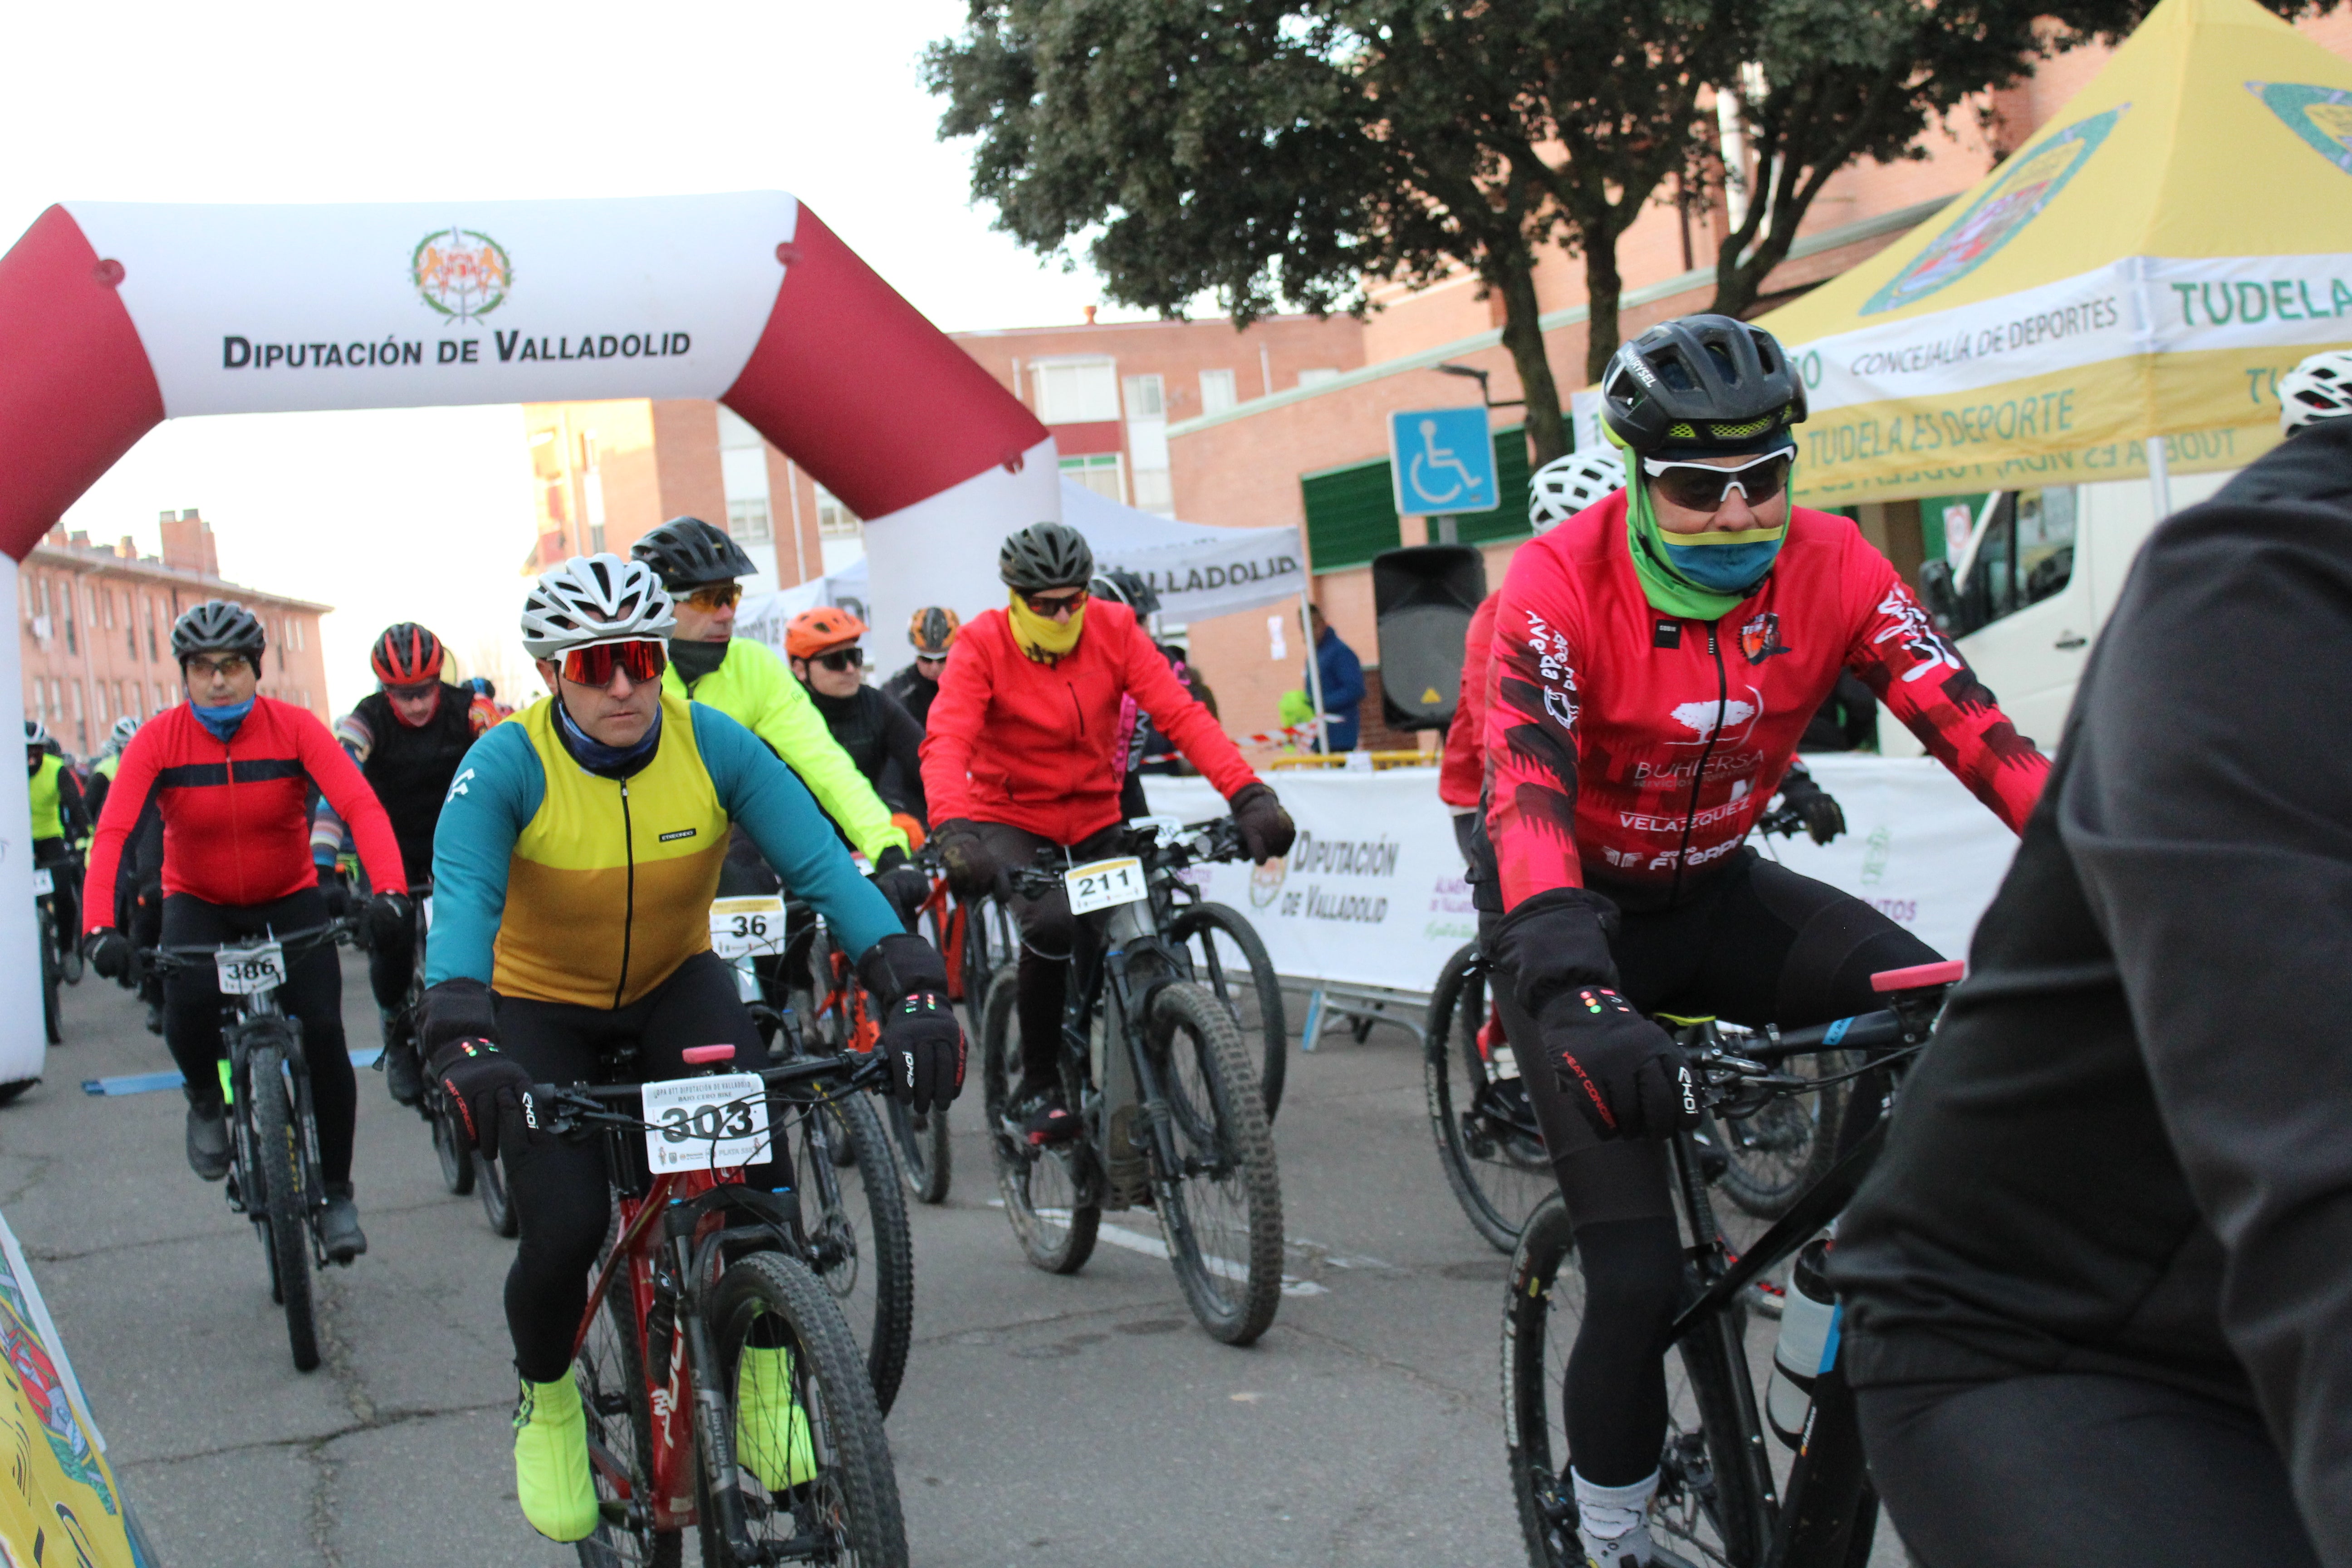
1616,433,1795,622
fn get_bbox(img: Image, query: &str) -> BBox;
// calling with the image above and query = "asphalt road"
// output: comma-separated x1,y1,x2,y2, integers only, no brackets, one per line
3,955,1904,1567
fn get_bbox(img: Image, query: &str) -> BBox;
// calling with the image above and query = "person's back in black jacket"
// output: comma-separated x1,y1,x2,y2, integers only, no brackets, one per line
1830,417,2352,1568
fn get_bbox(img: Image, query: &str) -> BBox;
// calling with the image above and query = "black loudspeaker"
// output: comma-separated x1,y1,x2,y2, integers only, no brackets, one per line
1372,544,1487,731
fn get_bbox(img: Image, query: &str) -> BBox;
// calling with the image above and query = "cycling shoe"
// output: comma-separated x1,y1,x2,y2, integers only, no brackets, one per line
186,1099,230,1181
321,1184,368,1263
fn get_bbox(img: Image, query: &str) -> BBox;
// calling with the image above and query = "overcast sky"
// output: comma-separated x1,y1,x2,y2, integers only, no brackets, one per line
4,0,1130,714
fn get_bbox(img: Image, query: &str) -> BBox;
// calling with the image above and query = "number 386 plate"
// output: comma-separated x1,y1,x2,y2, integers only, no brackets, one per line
641,1072,772,1173
1064,856,1147,916
215,942,287,995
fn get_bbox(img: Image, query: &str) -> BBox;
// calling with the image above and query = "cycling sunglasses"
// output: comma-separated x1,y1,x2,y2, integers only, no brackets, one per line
811,647,864,672
559,639,668,687
684,583,742,611
1017,587,1088,617
383,679,439,701
1641,450,1793,512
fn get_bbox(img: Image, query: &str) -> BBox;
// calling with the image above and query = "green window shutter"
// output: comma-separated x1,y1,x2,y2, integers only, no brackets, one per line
1455,425,1532,546
1301,458,1401,573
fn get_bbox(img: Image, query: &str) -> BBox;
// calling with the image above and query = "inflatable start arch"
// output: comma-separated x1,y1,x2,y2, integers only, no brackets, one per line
0,192,1062,1084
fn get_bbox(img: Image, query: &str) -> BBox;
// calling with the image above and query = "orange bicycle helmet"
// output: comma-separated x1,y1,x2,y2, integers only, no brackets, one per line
371,622,445,685
786,607,868,660
907,605,960,657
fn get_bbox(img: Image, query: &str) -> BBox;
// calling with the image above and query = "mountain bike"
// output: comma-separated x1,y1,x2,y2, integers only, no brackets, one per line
798,888,952,1211
983,817,1284,1345
717,892,918,1415
145,920,361,1373
1502,959,1961,1568
400,884,521,1238
535,1047,906,1567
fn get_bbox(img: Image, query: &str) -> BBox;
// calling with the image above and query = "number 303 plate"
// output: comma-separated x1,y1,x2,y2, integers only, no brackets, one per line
1064,856,1147,916
641,1072,772,1173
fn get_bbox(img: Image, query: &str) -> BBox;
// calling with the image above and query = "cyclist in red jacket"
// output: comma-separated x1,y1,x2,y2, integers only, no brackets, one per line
922,522,1296,1142
1478,315,2049,1568
82,601,408,1263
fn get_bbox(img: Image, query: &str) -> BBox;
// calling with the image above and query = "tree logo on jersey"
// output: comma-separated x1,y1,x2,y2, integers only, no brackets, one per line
1668,694,1761,746
412,226,514,322
1738,612,1788,665
2249,81,2352,177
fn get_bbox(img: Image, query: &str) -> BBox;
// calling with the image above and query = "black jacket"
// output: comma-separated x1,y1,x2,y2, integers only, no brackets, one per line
1831,418,2352,1563
881,663,938,730
351,685,477,888
806,683,926,828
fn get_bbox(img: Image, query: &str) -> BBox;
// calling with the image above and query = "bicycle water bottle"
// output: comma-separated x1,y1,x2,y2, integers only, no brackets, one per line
1765,1238,1836,1449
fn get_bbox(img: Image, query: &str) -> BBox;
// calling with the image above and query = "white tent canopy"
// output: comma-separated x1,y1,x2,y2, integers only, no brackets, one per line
742,479,1305,662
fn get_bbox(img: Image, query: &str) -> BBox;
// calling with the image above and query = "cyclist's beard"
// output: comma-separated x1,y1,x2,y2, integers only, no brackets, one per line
1008,592,1084,665
668,637,729,684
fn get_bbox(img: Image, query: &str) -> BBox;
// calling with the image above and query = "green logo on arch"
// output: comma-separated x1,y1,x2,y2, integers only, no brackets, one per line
2248,80,2352,175
1862,106,2126,317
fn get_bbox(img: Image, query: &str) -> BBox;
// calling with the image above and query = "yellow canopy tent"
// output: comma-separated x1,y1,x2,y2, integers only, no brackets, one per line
1758,0,2352,508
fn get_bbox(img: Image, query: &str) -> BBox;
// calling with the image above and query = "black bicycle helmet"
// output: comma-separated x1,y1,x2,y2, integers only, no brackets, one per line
171,599,267,670
998,521,1094,592
1599,314,1807,459
630,515,756,590
1089,567,1161,617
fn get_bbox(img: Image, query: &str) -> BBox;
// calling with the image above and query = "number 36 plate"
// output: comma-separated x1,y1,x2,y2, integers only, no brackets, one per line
642,1072,772,1173
215,943,287,995
709,895,787,960
1064,857,1146,916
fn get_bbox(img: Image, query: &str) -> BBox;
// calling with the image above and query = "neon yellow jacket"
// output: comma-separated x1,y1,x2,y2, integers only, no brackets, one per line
661,637,907,863
27,755,63,843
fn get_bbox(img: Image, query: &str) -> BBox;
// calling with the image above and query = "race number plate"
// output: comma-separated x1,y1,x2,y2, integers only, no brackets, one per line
709,895,787,960
215,943,287,995
641,1072,771,1173
28,869,51,896
1064,857,1147,916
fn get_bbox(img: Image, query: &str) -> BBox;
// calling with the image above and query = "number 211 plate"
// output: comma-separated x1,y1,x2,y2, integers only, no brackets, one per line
1064,857,1146,915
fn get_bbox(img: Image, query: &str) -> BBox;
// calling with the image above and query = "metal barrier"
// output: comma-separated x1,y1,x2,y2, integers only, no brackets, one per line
1289,976,1431,1050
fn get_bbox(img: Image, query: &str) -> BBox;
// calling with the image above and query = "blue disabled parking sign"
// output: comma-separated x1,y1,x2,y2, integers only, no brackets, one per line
1389,406,1498,515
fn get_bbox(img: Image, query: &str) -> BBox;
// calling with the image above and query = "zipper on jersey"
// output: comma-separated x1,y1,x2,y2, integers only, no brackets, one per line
1668,623,1727,907
1065,681,1086,737
615,779,636,1008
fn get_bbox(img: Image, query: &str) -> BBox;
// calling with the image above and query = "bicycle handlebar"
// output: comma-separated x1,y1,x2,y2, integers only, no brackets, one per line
999,815,1247,900
526,1051,887,1133
141,918,360,975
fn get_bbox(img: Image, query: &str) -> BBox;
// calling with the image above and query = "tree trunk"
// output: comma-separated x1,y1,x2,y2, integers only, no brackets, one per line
1493,252,1568,466
1582,216,1626,386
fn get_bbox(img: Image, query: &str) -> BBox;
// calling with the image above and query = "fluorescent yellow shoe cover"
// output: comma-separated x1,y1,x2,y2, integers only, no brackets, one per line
735,1345,817,1491
513,1374,599,1542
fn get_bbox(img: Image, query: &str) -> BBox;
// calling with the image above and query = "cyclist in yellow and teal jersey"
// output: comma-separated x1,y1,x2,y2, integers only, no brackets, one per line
416,554,965,1544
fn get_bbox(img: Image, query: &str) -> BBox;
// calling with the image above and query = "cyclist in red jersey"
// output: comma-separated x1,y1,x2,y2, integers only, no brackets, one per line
82,601,408,1262
922,521,1296,1142
1475,316,2049,1568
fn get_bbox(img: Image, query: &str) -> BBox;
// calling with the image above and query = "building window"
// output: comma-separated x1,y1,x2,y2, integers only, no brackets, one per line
1121,374,1165,418
155,682,170,711
1297,368,1340,387
1032,360,1120,423
147,604,159,663
815,485,860,540
1059,453,1126,503
1200,368,1238,415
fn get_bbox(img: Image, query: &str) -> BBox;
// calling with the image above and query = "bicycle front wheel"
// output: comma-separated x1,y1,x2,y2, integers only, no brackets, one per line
248,1044,321,1373
791,1089,916,1416
1426,944,1552,1252
37,904,60,1046
980,964,1097,1274
475,1147,519,1236
883,1097,951,1205
1169,902,1289,1122
701,1253,907,1568
1148,980,1284,1345
572,1270,682,1568
1503,1196,1765,1568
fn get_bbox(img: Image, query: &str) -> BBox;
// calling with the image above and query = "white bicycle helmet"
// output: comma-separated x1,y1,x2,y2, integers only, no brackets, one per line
520,554,675,661
2278,349,2352,437
108,716,139,749
1528,449,1628,536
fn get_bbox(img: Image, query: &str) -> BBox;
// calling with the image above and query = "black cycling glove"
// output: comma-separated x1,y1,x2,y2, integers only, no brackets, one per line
858,932,965,1115
365,889,413,947
316,864,350,920
428,1038,540,1159
83,927,131,982
1776,767,1847,846
1533,986,1700,1142
931,820,999,901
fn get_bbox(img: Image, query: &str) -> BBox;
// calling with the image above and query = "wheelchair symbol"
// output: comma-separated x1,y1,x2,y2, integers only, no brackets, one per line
1407,419,1485,508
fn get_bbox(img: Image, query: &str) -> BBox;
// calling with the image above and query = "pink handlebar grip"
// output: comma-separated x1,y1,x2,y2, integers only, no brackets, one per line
681,1044,738,1066
1871,960,1965,994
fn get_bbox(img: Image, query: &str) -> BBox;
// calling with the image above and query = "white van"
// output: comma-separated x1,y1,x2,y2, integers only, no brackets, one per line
1880,470,2236,756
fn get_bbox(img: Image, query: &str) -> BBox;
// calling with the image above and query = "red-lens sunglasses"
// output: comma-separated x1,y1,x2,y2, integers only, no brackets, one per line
559,640,668,687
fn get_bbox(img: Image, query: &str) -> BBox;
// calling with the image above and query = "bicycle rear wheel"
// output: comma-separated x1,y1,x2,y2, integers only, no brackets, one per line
475,1148,519,1236
790,1090,916,1416
430,1095,477,1195
883,1097,951,1205
1168,902,1290,1122
701,1253,907,1568
1426,944,1551,1252
248,1043,321,1373
573,1269,681,1568
1503,1196,1766,1568
1148,980,1284,1345
1710,1034,1852,1220
37,902,60,1045
980,965,1098,1274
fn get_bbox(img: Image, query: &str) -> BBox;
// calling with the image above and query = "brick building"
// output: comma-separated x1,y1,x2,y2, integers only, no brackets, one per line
18,509,332,755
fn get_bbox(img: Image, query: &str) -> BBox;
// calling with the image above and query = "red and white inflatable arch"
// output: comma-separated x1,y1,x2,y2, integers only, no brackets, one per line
0,193,1059,1085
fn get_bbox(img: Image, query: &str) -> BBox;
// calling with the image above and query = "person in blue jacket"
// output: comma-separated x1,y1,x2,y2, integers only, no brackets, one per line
1307,604,1367,751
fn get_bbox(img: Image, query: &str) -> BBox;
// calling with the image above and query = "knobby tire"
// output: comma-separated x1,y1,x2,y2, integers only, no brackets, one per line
980,964,1097,1274
249,1043,321,1373
794,1089,916,1416
1169,902,1289,1122
1426,943,1550,1253
885,1098,951,1205
1148,980,1284,1345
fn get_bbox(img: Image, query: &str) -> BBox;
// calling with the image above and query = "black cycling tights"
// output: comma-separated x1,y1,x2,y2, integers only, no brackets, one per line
973,821,1127,1093
162,887,356,1187
494,952,775,1384
1491,850,1937,1487
1857,1374,2322,1568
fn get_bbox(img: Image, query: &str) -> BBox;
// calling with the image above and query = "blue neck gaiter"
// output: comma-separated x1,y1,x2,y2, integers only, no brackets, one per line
192,697,255,743
554,698,662,780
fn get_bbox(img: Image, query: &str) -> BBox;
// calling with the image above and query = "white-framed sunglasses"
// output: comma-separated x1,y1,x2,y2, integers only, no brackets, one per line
1640,449,1793,512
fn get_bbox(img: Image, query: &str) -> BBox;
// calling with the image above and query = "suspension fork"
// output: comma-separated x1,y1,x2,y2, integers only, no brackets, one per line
677,1225,772,1568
